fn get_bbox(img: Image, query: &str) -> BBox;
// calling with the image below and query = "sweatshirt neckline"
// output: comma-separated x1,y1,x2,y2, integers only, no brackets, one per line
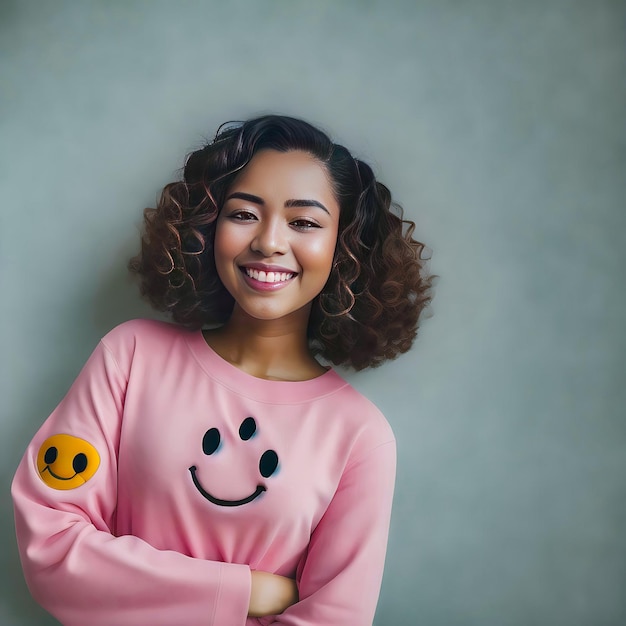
185,329,348,404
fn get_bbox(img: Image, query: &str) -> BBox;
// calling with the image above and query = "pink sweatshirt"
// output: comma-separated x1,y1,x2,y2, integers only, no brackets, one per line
12,319,396,626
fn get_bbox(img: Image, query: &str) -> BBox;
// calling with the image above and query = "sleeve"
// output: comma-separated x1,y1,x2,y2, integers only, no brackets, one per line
11,340,251,626
269,439,396,626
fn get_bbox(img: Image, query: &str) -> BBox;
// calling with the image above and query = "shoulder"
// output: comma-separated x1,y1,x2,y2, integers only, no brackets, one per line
102,318,189,344
99,319,194,369
324,375,396,457
334,381,393,431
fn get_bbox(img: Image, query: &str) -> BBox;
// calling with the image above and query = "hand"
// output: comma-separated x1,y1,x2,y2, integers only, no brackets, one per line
248,570,299,617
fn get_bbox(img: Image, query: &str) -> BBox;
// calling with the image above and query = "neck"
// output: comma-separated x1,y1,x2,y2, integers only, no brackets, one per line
203,305,326,381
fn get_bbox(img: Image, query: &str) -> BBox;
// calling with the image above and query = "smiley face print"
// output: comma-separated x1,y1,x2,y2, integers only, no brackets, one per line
189,416,279,507
37,434,100,490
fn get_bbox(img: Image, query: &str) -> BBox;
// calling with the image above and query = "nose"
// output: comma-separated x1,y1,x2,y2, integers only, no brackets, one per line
250,218,288,257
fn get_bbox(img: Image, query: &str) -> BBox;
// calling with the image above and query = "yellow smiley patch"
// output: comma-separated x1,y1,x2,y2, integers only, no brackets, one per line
37,434,100,490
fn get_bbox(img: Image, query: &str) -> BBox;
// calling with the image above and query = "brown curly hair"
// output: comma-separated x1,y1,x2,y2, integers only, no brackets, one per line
129,115,434,370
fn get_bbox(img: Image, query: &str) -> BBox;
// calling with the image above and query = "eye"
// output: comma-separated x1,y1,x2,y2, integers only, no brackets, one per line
44,446,58,465
73,453,88,474
259,450,279,478
228,210,257,221
202,428,221,455
290,219,320,231
239,417,257,441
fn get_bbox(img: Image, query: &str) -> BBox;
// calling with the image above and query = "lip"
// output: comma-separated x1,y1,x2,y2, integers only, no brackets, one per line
238,263,298,293
240,263,298,273
240,268,296,292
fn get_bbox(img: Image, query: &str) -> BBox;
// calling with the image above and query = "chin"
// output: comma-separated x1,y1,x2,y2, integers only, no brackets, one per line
234,301,313,325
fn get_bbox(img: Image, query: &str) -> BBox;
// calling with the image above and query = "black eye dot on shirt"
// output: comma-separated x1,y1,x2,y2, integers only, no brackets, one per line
72,453,88,474
239,417,257,441
202,428,221,455
259,450,279,478
44,446,58,465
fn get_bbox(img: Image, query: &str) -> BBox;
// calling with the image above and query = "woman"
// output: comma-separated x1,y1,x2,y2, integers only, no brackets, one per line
12,115,433,625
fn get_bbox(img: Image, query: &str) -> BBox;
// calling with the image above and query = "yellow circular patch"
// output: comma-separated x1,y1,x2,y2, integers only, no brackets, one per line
37,434,100,490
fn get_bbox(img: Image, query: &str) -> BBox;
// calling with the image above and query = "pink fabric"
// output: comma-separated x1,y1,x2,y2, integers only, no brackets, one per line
12,319,396,625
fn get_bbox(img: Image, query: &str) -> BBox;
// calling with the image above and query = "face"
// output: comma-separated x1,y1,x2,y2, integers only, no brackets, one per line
215,149,340,324
37,434,100,490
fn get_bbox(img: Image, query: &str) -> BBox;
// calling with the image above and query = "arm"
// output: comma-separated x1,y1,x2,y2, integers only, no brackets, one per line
270,440,396,626
11,341,251,626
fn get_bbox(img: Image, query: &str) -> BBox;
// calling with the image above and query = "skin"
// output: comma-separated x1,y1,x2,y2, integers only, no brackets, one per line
203,149,341,616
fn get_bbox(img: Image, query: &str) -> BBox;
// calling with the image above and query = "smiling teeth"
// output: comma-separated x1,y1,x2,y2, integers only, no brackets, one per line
245,268,295,283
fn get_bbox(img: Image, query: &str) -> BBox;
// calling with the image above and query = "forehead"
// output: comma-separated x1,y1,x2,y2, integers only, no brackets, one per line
229,150,337,204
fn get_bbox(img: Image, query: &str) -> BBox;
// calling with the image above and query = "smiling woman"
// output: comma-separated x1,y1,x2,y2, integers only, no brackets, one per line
214,149,340,336
12,115,434,625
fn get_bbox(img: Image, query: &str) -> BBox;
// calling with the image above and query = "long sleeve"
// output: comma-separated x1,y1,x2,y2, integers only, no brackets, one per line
11,340,251,626
269,439,396,626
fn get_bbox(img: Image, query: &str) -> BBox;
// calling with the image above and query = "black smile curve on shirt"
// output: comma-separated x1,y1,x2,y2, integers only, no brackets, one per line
189,466,266,507
41,466,77,481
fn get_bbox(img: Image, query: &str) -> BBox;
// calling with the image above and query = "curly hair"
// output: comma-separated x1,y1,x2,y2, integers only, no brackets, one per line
129,115,434,370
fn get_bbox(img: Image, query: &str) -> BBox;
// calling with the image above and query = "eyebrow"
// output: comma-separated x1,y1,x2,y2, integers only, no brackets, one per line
226,192,330,215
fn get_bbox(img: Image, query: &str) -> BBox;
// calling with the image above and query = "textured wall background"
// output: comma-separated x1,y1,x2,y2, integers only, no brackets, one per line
2,1,625,624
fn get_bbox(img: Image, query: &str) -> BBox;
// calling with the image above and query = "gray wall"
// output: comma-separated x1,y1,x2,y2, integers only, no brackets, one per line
2,1,624,624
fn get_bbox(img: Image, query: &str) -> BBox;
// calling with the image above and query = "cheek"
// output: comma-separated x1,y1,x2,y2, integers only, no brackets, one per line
213,222,239,272
301,232,338,277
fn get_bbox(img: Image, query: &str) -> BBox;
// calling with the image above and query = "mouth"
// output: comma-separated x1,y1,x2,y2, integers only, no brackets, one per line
41,466,77,481
189,466,266,507
239,266,298,291
241,267,297,283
